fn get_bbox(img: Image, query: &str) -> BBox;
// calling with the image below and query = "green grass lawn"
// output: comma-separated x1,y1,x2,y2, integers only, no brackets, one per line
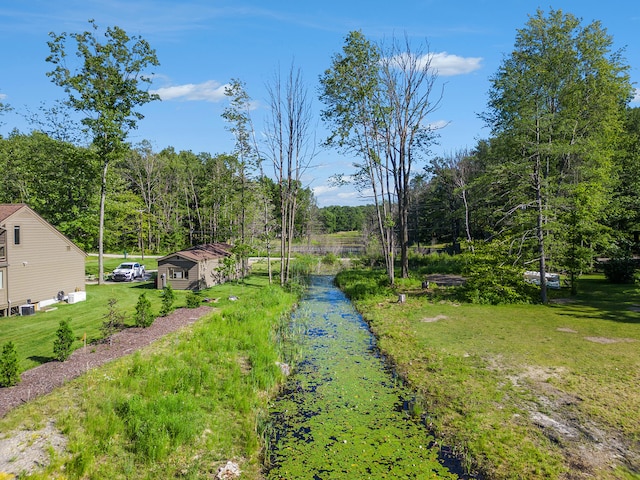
0,281,166,371
337,271,640,479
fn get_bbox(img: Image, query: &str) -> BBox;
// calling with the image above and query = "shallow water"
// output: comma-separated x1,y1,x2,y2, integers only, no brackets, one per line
266,276,457,479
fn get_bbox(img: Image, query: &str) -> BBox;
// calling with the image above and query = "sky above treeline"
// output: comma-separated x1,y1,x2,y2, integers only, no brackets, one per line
1,0,638,207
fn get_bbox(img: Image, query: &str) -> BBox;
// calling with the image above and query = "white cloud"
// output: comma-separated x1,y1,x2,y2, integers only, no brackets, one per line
313,185,338,197
151,80,228,102
387,52,482,77
633,88,640,103
428,52,482,76
0,93,7,100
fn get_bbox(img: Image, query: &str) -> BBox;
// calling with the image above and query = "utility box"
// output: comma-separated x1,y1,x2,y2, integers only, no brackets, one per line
67,291,87,304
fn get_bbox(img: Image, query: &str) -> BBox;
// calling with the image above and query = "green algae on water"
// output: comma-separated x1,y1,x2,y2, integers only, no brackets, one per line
267,276,457,479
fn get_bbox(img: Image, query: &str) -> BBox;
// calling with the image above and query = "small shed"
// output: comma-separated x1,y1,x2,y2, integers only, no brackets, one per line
157,243,234,291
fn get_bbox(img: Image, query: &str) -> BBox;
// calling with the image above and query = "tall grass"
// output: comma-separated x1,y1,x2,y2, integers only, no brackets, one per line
0,273,300,479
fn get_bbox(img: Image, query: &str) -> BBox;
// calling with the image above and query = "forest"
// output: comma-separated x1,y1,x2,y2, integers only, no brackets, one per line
0,9,639,294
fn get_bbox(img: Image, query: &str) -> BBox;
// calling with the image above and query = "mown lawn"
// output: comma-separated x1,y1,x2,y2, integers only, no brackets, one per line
336,270,640,479
1,279,169,372
1,255,163,371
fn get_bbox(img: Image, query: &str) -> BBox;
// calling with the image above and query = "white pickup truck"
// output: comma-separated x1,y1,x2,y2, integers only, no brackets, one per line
111,262,145,282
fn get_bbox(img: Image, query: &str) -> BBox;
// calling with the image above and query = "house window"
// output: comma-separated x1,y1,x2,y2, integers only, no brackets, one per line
0,270,3,289
169,268,188,280
14,226,20,245
0,230,5,260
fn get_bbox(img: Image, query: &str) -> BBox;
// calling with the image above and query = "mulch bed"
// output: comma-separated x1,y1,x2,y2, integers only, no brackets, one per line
0,306,213,418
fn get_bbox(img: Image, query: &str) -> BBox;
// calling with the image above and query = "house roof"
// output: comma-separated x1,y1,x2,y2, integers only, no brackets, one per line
0,204,27,223
158,243,233,263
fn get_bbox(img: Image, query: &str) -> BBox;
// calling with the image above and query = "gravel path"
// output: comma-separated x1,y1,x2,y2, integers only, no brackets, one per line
0,306,213,418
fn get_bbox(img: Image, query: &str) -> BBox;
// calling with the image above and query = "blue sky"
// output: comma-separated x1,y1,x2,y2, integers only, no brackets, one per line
1,0,638,207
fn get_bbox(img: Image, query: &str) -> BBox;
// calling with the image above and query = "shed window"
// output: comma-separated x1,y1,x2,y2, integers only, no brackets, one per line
169,268,189,280
14,226,20,245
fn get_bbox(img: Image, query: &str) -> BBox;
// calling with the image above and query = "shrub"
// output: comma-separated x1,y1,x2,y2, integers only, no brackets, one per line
135,292,155,327
456,263,537,305
603,257,637,284
185,291,201,308
0,341,20,387
450,246,541,304
321,252,339,266
335,269,392,300
160,284,176,317
53,318,74,361
290,254,316,280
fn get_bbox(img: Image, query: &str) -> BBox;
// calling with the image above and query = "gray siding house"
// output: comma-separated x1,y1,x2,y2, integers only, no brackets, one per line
157,243,234,291
0,204,87,316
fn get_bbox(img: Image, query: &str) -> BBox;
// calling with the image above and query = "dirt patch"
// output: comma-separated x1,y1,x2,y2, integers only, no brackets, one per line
507,363,639,477
583,336,638,344
557,327,578,333
421,315,448,323
0,421,67,476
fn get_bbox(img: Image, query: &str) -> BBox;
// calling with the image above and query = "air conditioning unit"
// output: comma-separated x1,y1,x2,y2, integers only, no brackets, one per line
20,304,35,316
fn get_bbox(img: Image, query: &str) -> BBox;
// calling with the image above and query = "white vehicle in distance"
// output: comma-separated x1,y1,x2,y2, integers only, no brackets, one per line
111,262,145,282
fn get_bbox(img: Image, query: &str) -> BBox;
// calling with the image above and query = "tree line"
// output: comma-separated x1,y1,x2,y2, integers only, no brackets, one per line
1,9,638,297
319,8,639,300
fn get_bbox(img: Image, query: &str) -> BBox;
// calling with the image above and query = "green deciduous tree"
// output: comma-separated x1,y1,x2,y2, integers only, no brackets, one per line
0,132,99,250
320,31,441,283
320,31,394,283
609,107,640,251
46,19,160,284
482,8,632,301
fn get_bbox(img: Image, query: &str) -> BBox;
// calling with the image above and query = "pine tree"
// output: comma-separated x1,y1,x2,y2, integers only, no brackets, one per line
53,318,74,361
0,341,20,387
135,292,154,327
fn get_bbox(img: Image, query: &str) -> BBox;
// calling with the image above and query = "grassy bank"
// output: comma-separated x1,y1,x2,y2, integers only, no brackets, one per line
0,273,301,479
336,269,640,479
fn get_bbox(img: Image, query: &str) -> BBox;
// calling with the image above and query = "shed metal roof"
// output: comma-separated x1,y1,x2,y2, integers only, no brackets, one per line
158,243,233,263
